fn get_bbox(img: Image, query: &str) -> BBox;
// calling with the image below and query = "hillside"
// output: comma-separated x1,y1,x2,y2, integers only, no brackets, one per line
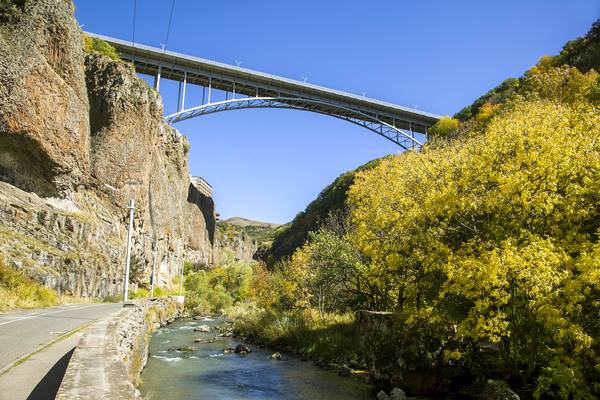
454,19,599,121
261,157,385,264
236,19,600,399
261,19,600,267
223,217,280,229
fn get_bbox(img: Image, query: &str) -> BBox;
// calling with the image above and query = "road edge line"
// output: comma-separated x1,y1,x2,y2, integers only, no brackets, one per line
0,319,96,377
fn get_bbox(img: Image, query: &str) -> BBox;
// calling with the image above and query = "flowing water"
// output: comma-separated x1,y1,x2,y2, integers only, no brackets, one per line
140,317,374,399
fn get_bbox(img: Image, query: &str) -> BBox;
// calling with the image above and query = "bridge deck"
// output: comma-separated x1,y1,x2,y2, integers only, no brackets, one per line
87,32,440,145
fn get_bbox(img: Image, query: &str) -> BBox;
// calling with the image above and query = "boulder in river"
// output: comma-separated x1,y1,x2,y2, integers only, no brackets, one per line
195,337,215,343
480,380,520,400
176,347,195,353
338,366,352,377
376,388,406,400
269,352,283,360
234,344,251,354
194,325,210,332
223,347,235,353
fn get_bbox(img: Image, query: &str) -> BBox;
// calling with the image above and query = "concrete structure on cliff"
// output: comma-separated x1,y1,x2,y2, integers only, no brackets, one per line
87,33,440,151
190,176,212,197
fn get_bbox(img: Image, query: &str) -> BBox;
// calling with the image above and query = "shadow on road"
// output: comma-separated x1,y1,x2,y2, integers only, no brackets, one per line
26,347,75,400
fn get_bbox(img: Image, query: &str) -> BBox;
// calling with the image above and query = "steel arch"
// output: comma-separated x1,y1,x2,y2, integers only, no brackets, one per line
165,97,423,150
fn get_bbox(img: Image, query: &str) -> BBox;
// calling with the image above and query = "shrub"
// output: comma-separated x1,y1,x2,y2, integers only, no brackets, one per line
183,258,256,315
83,35,120,61
233,306,358,364
428,116,460,139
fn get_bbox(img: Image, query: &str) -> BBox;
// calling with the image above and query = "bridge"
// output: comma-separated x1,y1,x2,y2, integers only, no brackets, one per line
88,33,440,150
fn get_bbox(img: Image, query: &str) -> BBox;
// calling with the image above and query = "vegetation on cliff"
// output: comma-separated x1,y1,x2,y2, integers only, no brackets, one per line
83,34,120,61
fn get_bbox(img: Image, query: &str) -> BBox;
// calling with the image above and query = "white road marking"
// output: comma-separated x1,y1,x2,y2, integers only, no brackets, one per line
0,304,106,327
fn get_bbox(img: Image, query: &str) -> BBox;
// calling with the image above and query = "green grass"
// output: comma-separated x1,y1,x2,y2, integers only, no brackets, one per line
129,288,149,300
231,305,359,365
0,258,58,312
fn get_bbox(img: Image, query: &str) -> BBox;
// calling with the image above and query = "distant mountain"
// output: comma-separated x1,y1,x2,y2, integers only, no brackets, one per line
218,218,283,250
223,217,280,229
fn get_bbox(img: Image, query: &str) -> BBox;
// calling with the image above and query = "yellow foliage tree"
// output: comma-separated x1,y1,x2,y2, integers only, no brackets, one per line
348,96,600,397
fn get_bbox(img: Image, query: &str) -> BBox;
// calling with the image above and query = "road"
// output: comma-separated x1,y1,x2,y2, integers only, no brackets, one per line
0,303,122,399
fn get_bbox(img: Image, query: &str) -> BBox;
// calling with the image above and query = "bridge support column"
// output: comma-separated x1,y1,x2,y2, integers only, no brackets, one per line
154,65,162,91
179,71,187,112
207,76,212,103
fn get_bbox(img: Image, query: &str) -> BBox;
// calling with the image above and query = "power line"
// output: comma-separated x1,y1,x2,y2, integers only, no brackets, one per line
164,0,176,50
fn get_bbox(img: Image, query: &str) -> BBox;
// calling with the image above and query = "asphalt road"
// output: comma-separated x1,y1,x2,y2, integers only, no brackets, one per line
0,303,122,372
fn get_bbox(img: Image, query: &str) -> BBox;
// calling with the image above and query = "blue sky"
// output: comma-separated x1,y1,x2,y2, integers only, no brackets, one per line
74,1,599,224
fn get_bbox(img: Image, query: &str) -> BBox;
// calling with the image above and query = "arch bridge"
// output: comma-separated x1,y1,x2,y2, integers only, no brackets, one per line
88,33,440,150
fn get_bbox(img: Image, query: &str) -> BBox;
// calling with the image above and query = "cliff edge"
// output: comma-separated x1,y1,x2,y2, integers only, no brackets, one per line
0,0,215,297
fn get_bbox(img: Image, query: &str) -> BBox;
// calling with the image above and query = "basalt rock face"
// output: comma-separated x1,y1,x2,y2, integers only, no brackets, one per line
0,0,90,196
0,0,216,297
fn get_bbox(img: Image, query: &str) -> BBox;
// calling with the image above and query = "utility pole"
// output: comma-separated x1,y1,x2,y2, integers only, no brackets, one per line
123,199,135,305
150,239,158,298
179,261,184,296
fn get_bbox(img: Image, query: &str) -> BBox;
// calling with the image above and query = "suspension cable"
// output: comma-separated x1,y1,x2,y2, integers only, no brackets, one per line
131,0,137,45
164,0,176,51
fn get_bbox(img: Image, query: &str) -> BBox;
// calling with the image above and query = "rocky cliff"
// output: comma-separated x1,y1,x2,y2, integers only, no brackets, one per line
0,0,216,297
215,229,258,263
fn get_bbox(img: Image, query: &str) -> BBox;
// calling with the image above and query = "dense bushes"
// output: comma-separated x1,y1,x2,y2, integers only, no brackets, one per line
348,69,599,397
0,258,58,311
183,252,255,315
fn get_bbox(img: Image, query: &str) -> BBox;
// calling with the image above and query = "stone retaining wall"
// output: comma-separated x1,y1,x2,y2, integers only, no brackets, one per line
56,298,182,399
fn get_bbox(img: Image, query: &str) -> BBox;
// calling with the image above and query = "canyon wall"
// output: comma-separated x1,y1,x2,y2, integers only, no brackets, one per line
0,0,216,297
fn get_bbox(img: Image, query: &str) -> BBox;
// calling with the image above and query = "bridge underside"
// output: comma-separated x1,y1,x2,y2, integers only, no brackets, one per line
166,97,422,149
88,33,440,150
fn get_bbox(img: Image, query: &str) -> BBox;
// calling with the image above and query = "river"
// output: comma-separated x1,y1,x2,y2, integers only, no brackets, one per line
140,317,374,399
